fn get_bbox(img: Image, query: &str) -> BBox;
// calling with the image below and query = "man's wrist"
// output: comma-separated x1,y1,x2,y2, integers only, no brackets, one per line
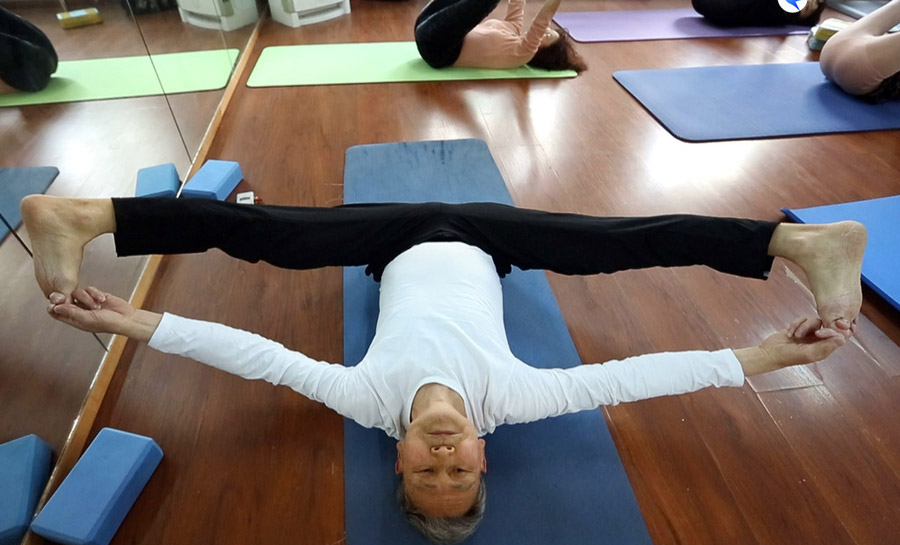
120,310,163,343
733,346,776,376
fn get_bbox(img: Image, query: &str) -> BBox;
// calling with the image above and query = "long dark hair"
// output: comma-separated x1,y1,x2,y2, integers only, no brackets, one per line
527,26,587,74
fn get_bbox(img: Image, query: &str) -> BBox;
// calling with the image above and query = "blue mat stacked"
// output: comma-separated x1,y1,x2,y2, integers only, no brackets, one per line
342,139,654,545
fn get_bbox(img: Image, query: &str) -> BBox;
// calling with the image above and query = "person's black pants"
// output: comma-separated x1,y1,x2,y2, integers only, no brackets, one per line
112,199,778,282
0,6,57,91
414,0,500,68
691,0,823,26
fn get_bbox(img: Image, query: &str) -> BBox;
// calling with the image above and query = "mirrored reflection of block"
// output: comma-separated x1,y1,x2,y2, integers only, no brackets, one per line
270,0,350,28
0,435,52,545
136,163,181,198
176,0,258,31
30,428,163,545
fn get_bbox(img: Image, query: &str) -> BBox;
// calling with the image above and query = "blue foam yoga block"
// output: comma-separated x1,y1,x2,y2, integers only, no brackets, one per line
30,428,162,545
0,435,52,545
135,163,180,198
181,159,242,200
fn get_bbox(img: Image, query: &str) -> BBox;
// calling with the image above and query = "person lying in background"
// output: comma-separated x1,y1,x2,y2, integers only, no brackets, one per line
692,0,825,27
414,0,586,72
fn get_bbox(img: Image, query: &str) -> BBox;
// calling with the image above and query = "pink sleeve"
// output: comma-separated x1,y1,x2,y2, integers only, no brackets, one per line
504,0,525,31
518,9,554,59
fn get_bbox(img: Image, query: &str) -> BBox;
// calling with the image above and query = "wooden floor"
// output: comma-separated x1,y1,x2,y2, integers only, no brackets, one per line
12,0,900,544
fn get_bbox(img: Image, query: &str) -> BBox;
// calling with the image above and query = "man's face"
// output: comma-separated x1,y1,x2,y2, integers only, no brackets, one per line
395,405,487,517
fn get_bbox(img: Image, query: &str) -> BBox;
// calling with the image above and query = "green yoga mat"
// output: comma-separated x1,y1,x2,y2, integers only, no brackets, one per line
246,42,577,87
0,49,238,108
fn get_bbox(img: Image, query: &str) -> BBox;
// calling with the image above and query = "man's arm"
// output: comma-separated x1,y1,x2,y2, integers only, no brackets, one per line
48,287,384,429
497,316,846,426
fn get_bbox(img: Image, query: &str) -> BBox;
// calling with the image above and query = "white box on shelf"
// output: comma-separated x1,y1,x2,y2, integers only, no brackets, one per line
177,0,259,31
269,0,350,28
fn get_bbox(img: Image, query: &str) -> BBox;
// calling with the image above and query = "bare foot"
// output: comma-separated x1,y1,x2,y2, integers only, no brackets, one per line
20,195,104,301
787,221,867,333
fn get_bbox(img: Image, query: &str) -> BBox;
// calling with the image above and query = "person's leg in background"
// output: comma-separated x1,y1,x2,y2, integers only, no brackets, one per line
691,0,824,27
414,0,500,67
820,0,900,98
857,0,900,98
0,5,57,92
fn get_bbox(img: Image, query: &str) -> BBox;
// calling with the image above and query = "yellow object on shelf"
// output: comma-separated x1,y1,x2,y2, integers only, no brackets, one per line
813,17,852,41
56,8,103,29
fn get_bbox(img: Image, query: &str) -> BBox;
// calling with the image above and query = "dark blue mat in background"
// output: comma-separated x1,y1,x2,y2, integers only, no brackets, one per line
342,139,653,545
784,195,900,312
614,62,900,142
0,167,59,242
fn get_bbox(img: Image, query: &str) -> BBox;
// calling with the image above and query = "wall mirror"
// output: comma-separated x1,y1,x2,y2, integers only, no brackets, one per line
0,0,263,538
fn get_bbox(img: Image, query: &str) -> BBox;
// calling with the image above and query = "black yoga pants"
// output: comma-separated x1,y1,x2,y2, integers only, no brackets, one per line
691,0,821,26
112,199,779,282
414,0,500,68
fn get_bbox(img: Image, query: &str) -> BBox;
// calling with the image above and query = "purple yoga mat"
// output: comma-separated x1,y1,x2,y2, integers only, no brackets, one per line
553,9,810,42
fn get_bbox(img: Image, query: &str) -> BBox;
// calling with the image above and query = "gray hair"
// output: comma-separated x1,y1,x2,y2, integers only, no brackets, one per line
396,479,487,544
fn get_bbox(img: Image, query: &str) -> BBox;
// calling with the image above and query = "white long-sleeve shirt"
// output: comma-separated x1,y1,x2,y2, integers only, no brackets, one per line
149,242,745,440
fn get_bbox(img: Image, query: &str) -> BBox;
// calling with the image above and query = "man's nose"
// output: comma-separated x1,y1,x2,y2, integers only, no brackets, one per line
431,444,455,455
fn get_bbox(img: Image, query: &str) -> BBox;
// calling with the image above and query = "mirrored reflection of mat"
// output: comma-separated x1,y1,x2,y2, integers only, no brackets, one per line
825,0,900,31
0,167,59,241
783,195,900,311
614,62,900,142
0,49,238,107
246,42,576,87
342,139,653,545
554,9,810,42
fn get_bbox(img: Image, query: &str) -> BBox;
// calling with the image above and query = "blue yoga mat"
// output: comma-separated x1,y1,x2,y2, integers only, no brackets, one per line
342,139,653,545
783,195,900,312
0,167,59,242
614,62,900,142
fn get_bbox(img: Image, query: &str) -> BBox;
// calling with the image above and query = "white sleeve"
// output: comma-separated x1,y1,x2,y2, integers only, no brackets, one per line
148,313,380,426
499,349,745,426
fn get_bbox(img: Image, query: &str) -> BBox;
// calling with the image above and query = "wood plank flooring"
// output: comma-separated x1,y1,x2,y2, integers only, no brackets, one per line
12,0,900,544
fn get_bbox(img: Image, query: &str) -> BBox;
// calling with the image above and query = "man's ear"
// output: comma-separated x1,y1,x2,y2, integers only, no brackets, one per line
395,441,404,475
479,438,487,473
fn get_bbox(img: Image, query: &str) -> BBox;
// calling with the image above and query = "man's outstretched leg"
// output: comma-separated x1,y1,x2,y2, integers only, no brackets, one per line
23,196,867,333
440,203,867,334
21,195,443,302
